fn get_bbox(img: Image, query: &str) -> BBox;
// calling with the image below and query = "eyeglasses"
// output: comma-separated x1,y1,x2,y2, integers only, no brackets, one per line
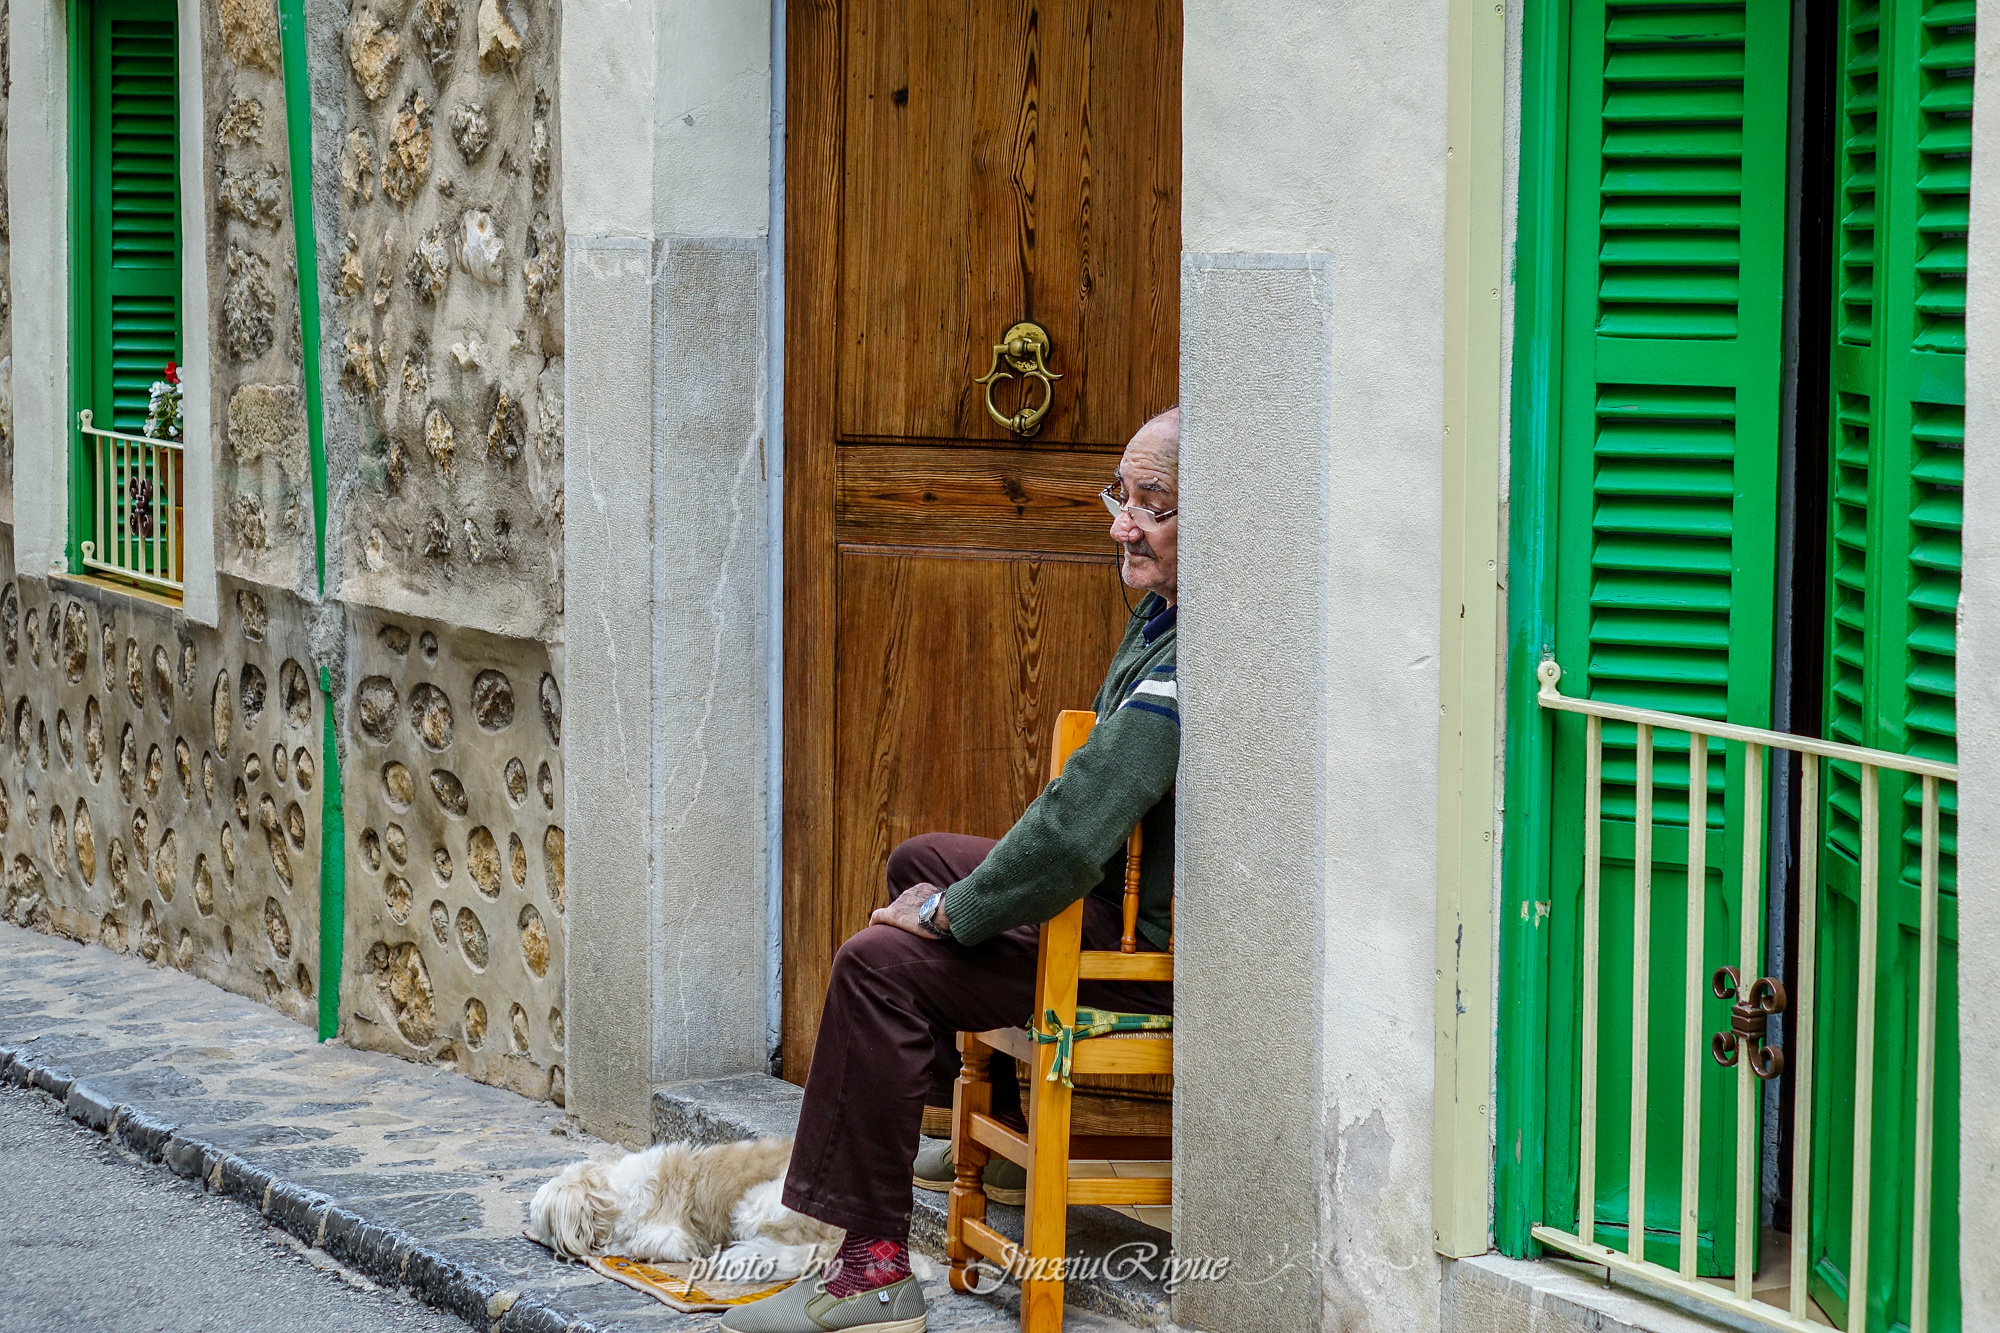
1100,484,1179,530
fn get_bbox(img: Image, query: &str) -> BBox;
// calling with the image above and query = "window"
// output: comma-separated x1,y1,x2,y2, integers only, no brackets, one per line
68,0,186,597
1500,1,1967,1327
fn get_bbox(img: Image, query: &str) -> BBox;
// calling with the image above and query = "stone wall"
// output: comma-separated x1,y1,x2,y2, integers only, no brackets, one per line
327,0,564,642
0,0,568,1109
341,606,565,1100
204,0,315,592
0,534,325,1030
0,542,569,1102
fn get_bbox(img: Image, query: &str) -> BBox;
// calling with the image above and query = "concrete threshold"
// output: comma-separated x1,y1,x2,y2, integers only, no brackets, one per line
1445,1252,1809,1333
655,1076,1175,1329
0,923,1137,1333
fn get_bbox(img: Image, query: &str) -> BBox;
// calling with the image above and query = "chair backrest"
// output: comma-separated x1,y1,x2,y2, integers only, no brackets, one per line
1047,710,1146,953
1036,710,1173,1028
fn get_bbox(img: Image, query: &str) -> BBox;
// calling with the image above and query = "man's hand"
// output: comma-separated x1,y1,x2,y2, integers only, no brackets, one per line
872,882,950,939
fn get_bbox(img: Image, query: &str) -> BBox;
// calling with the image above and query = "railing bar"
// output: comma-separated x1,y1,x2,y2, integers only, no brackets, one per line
116,436,129,573
1535,670,1956,780
123,436,134,573
1580,712,1603,1248
1679,733,1708,1281
1631,723,1654,1263
1533,1226,1826,1333
99,431,111,576
1849,764,1881,1333
105,433,116,573
1911,775,1939,1333
166,442,178,582
1734,742,1763,1302
1790,755,1819,1324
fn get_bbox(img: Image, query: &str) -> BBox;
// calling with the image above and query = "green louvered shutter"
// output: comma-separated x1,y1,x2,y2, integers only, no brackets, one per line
77,0,180,436
1539,0,1790,1275
1812,1,1966,1327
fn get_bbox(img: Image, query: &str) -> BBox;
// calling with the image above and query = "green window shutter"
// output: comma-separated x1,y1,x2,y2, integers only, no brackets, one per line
1533,0,1791,1273
75,0,180,435
1813,1,1966,1328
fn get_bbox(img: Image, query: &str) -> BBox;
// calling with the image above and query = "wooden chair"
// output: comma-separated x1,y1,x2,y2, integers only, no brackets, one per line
945,709,1173,1332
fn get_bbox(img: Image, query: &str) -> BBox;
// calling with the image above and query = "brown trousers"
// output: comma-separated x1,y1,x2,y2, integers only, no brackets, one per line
781,832,1173,1238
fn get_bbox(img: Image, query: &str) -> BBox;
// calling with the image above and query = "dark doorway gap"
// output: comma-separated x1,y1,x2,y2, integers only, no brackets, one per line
1769,0,1838,1235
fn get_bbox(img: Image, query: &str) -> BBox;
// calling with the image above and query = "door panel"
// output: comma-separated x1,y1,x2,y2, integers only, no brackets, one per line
832,552,1128,939
836,0,1180,444
1540,0,1792,1274
1812,1,1967,1326
785,0,1181,1076
837,446,1122,552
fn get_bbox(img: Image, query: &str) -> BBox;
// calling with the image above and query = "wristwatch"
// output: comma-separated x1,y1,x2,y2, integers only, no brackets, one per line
916,890,950,940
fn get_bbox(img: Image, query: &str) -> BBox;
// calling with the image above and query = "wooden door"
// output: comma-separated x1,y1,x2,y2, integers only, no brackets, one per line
782,0,1181,1077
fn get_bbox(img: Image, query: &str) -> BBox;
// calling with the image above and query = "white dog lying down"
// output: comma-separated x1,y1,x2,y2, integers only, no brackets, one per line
528,1136,843,1279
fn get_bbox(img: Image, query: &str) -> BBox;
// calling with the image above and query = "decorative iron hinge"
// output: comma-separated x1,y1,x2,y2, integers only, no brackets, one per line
128,476,155,538
1710,966,1787,1079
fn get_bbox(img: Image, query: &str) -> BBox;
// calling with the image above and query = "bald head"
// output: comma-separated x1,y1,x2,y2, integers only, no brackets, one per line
1110,406,1181,605
1134,405,1180,476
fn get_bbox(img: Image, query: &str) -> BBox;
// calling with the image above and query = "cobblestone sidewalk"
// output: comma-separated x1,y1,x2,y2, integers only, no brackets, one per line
0,923,1133,1333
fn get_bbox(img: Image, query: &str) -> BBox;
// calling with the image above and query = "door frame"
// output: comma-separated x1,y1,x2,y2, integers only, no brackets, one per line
779,0,841,1079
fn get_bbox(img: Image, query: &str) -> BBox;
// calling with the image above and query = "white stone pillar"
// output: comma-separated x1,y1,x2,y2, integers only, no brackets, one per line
1176,2,1449,1327
561,0,774,1146
8,0,74,579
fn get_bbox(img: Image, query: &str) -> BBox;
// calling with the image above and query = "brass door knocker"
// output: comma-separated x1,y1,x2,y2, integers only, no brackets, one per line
973,321,1062,437
1711,966,1788,1079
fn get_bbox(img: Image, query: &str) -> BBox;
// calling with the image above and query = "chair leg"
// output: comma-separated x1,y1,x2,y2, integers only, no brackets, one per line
946,1033,991,1294
1020,1046,1071,1333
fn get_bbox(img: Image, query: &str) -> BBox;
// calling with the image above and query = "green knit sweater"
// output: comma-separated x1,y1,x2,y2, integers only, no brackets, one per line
940,595,1178,949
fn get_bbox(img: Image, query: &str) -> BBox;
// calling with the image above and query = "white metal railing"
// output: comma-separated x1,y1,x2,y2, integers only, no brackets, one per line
1530,659,1954,1333
77,410,185,595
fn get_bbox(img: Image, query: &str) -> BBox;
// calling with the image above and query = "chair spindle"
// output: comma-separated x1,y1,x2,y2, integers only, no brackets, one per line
1120,825,1143,953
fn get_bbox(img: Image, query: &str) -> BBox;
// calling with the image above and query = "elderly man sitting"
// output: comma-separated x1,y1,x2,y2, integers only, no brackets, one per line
721,408,1182,1333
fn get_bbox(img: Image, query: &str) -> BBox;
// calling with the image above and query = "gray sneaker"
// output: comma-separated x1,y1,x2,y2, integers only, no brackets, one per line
716,1274,926,1333
911,1138,1026,1206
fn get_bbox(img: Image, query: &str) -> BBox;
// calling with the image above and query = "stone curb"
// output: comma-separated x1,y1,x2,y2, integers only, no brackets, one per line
0,1045,594,1333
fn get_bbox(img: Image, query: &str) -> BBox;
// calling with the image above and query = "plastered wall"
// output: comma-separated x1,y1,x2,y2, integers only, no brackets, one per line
1955,14,2000,1324
1177,1,1448,1329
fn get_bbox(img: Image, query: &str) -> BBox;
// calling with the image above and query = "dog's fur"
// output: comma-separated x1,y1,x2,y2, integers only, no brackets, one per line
528,1136,842,1278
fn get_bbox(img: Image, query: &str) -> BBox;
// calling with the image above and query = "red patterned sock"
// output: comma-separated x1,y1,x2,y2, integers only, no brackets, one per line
823,1232,912,1297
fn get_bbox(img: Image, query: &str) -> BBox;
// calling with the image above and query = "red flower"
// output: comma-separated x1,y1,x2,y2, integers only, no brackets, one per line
163,361,180,385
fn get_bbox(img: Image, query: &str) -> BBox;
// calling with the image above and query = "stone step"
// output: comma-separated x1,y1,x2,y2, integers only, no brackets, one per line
653,1075,1176,1328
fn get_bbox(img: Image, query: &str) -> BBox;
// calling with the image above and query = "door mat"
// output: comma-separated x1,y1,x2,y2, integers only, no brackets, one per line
585,1253,818,1314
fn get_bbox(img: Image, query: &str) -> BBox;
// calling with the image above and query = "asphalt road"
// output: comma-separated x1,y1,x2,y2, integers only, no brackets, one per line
0,1083,473,1333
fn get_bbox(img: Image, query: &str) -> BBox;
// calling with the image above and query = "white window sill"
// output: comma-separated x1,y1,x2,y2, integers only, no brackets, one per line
1445,1252,1828,1333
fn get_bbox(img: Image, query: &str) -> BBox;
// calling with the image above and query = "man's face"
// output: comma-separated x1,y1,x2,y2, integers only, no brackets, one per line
1108,420,1179,603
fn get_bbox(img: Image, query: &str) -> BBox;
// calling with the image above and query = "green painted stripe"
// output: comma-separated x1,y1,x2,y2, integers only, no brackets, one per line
277,0,339,1040
275,0,326,593
318,666,345,1042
